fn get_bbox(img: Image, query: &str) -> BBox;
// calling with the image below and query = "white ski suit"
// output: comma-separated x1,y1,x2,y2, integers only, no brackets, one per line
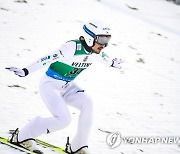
17,39,116,151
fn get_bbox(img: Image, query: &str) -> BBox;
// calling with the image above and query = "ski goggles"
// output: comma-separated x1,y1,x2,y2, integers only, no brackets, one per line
94,35,111,46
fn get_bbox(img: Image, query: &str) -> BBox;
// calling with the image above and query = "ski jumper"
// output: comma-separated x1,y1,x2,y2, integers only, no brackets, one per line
18,39,112,151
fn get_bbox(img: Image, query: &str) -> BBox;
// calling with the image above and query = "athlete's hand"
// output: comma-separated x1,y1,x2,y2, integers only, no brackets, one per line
5,67,29,77
111,58,123,69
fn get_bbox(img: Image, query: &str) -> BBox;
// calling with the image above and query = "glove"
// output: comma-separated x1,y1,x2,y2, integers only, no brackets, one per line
6,67,29,77
111,58,123,69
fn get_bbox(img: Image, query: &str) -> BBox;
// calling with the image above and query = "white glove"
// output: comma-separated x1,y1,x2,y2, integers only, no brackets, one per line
111,58,123,69
6,67,29,77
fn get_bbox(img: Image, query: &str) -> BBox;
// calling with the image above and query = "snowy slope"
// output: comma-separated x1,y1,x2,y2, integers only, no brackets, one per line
0,0,180,154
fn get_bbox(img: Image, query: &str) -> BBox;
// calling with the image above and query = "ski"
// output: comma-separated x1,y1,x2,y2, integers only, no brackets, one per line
8,129,66,153
0,136,66,154
0,136,37,154
36,139,66,153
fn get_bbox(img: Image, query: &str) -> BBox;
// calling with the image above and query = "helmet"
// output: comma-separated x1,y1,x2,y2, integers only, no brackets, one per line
83,20,111,47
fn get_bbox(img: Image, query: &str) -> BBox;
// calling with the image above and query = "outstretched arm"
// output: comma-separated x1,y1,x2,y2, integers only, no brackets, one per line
6,41,76,77
6,48,65,77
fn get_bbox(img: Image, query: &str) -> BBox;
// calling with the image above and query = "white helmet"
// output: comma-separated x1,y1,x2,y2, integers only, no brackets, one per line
83,20,111,47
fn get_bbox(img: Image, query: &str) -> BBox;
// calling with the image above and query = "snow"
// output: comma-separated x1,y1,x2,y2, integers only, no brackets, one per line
0,0,180,153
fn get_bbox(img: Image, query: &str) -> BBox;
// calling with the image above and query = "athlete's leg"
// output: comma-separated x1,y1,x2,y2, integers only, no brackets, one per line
64,84,93,151
18,76,71,141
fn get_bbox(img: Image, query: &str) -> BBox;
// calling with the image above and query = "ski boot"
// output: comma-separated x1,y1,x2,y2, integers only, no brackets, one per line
8,128,43,154
65,137,90,154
